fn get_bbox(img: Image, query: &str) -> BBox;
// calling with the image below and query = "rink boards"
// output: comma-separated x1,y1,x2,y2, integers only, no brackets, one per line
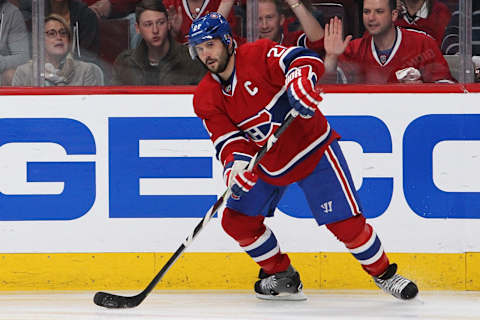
0,85,479,291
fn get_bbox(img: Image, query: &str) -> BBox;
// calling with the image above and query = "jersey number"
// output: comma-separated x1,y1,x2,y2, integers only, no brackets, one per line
267,45,288,58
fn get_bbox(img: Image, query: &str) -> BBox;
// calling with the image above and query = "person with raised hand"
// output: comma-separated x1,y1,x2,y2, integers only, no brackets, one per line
323,0,454,83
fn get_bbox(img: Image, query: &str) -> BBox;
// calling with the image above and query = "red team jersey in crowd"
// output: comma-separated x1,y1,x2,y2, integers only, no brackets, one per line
282,30,325,56
236,31,325,55
193,39,339,186
394,0,451,47
162,0,237,43
338,27,454,83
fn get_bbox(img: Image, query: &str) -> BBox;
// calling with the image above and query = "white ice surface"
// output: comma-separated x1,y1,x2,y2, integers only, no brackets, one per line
0,290,479,320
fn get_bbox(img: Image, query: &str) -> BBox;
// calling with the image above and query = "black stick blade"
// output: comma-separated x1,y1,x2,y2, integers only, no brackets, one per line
93,291,142,308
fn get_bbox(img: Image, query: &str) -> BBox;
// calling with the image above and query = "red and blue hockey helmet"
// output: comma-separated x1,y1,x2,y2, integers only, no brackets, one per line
188,12,233,59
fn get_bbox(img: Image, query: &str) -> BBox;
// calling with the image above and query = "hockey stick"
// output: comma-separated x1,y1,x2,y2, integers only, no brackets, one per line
93,110,298,309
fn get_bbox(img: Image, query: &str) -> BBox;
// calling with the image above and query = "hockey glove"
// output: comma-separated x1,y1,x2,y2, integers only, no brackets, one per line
224,156,258,200
230,170,258,200
285,65,323,119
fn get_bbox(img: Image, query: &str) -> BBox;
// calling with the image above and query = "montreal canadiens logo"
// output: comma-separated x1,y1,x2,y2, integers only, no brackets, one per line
238,110,280,145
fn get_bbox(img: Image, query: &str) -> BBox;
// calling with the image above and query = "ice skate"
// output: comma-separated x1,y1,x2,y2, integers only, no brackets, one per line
254,265,307,301
373,263,418,300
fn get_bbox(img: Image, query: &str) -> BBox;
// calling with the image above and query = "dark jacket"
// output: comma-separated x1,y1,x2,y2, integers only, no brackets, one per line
111,37,206,86
66,0,99,60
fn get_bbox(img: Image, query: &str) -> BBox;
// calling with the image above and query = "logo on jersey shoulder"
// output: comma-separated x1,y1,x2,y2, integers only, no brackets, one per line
321,201,333,213
238,110,279,145
244,81,258,96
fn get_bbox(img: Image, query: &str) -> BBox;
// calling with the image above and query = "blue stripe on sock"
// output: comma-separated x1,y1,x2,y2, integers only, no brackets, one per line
352,236,381,261
246,234,278,258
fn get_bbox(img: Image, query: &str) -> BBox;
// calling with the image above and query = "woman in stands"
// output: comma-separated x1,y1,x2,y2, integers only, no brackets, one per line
395,0,451,47
12,14,103,86
16,0,99,61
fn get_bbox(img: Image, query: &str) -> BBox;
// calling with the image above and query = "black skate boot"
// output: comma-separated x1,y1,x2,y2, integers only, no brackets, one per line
373,263,418,300
254,265,307,301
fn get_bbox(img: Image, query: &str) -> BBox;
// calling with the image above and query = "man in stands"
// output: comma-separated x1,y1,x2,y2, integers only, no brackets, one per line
111,0,205,85
257,0,324,52
323,0,454,83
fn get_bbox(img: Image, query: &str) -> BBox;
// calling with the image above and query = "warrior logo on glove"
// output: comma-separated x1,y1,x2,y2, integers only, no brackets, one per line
285,65,323,119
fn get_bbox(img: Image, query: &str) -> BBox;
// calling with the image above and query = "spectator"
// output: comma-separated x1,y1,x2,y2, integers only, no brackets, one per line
323,0,454,83
395,0,451,47
12,14,104,86
257,0,324,51
81,0,144,51
163,0,237,44
441,1,480,56
0,0,30,86
47,0,99,61
17,0,99,61
111,0,205,85
256,0,346,83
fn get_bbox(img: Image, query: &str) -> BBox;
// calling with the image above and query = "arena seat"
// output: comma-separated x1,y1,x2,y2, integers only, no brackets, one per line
438,0,458,14
98,18,130,64
311,0,361,38
98,18,130,84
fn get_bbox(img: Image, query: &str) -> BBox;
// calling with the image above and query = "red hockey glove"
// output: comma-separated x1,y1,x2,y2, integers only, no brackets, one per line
230,170,258,200
224,154,258,200
285,65,323,119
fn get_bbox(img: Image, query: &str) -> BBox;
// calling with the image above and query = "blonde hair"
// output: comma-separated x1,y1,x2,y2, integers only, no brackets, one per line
45,14,72,41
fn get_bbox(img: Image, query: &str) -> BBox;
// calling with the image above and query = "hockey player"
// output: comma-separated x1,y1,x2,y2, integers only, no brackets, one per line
323,0,454,83
188,12,419,301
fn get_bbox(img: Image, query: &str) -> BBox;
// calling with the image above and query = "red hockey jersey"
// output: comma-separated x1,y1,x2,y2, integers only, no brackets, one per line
395,0,451,48
338,27,454,83
193,39,340,186
237,29,325,55
163,0,237,44
283,30,325,56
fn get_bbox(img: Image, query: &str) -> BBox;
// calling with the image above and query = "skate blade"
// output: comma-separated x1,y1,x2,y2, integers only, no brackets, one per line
255,291,307,301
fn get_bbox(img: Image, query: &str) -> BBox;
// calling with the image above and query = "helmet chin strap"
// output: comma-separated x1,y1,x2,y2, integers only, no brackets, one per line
223,41,235,69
